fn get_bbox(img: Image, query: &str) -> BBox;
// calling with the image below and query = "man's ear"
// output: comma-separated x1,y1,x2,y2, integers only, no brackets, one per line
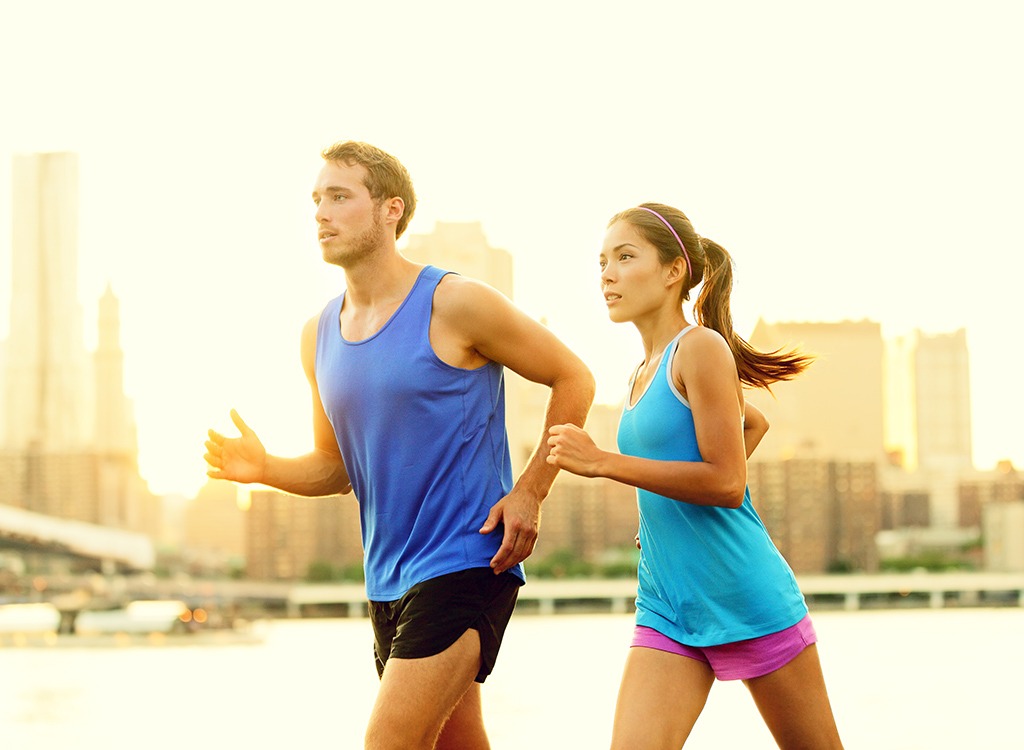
384,196,405,227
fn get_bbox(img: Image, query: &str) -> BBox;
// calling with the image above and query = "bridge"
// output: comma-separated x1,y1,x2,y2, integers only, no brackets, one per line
0,504,154,572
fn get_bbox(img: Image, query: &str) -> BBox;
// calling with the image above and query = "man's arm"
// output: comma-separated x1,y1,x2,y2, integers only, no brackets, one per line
204,316,351,497
433,276,595,574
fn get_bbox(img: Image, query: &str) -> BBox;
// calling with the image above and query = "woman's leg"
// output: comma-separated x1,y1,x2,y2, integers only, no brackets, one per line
744,644,843,749
610,647,715,750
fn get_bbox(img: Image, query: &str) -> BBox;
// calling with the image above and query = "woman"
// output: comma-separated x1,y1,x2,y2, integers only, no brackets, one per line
547,203,844,749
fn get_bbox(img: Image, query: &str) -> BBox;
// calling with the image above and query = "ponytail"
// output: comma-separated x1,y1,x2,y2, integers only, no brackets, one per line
694,236,813,390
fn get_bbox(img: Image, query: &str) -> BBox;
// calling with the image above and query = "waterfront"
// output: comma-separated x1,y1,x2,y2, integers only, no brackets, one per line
1,608,1020,749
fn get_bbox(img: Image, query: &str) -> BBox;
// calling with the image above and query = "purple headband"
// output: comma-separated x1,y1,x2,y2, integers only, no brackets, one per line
635,206,692,278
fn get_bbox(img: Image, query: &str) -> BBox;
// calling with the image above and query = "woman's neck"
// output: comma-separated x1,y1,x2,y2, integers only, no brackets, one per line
634,312,691,364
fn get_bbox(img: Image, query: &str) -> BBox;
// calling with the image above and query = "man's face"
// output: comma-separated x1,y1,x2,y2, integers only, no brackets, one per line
312,160,385,267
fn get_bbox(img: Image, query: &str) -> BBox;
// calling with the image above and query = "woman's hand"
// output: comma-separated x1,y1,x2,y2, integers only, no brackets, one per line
546,423,605,477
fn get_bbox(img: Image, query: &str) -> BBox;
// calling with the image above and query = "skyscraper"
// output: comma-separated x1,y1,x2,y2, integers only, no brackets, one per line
4,152,89,449
93,284,136,455
0,339,6,445
746,318,886,463
886,328,973,471
884,327,974,529
1,152,157,540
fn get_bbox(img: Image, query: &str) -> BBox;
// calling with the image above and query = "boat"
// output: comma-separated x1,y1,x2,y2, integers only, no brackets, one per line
0,599,265,647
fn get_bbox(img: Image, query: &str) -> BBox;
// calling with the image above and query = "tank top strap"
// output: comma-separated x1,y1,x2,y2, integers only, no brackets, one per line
402,265,450,322
660,325,698,375
316,292,344,347
415,264,449,290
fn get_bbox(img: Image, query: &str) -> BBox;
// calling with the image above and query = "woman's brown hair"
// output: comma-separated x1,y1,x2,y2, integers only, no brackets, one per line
610,202,813,390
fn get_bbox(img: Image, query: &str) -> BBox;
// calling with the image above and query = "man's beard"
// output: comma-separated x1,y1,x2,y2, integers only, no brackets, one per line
324,211,384,269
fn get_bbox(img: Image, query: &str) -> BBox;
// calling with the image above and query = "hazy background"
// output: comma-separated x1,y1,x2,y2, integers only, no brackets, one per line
1,0,1021,497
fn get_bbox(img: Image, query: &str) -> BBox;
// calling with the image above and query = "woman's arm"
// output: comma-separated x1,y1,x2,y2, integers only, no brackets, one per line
743,401,769,458
548,328,747,509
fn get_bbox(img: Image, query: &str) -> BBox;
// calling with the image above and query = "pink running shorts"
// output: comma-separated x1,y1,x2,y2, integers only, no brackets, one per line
631,615,818,681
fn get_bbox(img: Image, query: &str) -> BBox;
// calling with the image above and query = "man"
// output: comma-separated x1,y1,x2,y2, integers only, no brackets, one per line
204,141,595,749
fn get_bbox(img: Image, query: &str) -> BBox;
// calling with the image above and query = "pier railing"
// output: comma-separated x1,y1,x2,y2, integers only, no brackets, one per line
286,572,1024,617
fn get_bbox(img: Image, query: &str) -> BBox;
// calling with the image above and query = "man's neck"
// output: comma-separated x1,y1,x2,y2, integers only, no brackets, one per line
342,249,421,309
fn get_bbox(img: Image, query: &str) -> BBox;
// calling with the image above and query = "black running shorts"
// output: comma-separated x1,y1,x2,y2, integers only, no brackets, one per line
368,567,522,684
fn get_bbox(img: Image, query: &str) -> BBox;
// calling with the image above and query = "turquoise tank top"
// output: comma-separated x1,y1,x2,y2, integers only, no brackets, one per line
314,265,523,601
618,326,806,646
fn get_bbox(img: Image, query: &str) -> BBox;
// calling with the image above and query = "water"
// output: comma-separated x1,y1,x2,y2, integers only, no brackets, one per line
1,608,1020,749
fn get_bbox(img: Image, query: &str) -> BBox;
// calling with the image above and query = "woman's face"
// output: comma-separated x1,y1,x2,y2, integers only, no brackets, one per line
599,220,678,324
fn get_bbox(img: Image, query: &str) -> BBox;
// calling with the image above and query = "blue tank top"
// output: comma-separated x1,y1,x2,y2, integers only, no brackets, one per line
314,265,523,601
618,326,806,646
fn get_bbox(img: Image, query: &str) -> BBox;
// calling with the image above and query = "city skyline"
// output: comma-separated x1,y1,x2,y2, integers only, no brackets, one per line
0,177,1011,500
1,2,1022,496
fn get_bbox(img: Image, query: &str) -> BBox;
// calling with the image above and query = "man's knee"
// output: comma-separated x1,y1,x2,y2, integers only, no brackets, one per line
436,684,488,750
365,713,441,750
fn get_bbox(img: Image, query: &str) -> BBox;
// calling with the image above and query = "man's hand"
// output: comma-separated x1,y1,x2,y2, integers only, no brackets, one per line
479,490,542,575
204,409,267,484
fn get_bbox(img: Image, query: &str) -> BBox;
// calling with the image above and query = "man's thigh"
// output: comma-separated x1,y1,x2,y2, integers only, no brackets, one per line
365,628,482,750
371,568,520,683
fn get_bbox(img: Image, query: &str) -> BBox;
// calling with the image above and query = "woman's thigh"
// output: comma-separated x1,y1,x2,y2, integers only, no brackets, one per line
611,646,715,750
744,644,844,749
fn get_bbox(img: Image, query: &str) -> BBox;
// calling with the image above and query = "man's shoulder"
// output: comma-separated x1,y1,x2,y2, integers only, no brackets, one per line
300,294,344,355
303,294,342,333
433,272,507,312
302,313,321,336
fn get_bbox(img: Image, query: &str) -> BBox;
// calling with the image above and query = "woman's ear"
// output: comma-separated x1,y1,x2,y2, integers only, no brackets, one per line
664,256,688,289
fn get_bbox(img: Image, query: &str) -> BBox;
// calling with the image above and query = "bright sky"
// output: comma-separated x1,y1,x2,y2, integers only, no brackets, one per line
1,1,1021,497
